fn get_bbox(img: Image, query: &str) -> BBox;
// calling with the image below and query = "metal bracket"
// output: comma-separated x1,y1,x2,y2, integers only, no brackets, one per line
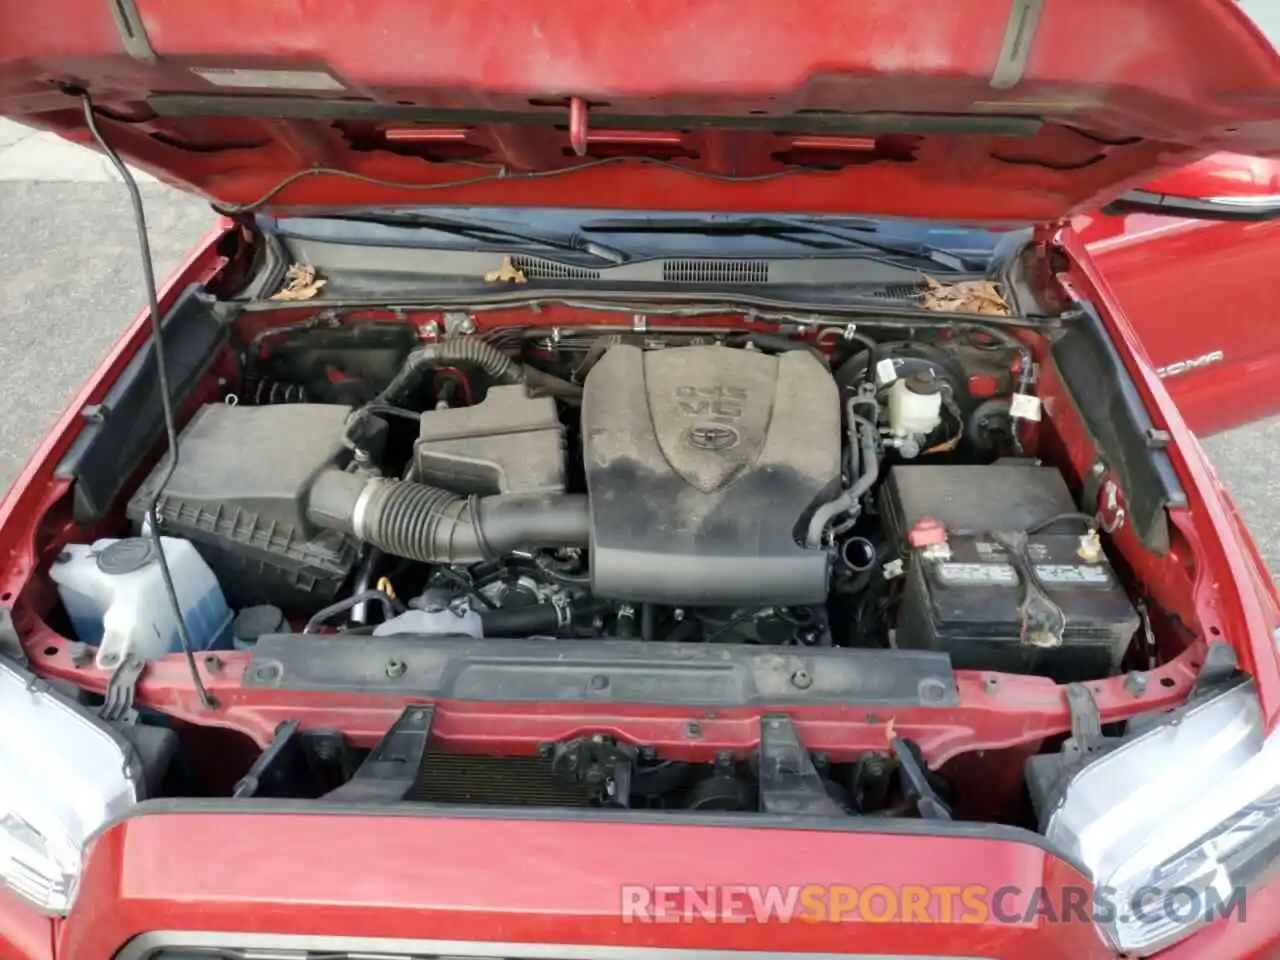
550,735,636,807
1061,683,1104,760
322,705,434,804
1191,642,1240,699
889,736,952,820
757,714,846,816
100,656,145,725
568,97,589,156
107,0,159,63
233,720,302,798
990,0,1043,90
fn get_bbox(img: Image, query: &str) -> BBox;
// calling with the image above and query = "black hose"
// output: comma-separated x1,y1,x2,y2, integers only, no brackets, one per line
348,547,384,625
830,332,879,388
1026,511,1099,535
305,589,405,633
641,602,658,642
308,469,590,564
344,338,581,453
805,409,879,549
727,332,828,366
479,599,605,636
534,552,592,586
380,338,580,406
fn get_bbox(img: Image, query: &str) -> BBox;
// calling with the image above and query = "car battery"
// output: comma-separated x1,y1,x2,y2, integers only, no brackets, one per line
880,464,1140,681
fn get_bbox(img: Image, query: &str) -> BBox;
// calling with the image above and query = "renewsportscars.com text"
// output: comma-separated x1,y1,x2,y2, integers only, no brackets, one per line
620,883,1246,926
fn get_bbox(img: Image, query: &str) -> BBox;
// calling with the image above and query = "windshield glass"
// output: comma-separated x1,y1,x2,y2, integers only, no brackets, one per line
265,206,1008,262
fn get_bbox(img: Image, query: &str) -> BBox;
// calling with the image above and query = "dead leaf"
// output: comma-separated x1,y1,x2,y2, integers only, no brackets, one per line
269,262,327,301
918,275,1011,316
484,255,527,284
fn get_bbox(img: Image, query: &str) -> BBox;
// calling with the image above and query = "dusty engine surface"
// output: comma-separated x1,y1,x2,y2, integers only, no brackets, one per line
582,344,841,605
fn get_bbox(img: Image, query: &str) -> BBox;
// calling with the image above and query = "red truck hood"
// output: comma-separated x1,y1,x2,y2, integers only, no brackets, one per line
1,0,1280,221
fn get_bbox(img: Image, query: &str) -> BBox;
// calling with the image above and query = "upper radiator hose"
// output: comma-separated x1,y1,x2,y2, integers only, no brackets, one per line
307,469,589,564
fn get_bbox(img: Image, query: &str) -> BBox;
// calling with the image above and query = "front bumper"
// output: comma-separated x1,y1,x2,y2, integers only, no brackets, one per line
0,806,1272,960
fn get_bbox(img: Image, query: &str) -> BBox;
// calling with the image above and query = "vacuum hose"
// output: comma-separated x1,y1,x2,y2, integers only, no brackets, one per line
308,469,590,564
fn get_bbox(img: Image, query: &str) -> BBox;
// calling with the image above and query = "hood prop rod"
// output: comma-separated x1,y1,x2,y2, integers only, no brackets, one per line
71,86,217,709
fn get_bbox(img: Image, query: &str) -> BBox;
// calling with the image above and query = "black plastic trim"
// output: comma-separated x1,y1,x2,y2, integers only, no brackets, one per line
145,96,1044,138
243,635,960,706
1048,302,1186,553
1104,189,1280,222
55,285,228,523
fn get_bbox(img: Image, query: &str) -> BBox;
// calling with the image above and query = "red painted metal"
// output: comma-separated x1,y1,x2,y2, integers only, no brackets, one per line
1077,154,1280,436
1141,152,1280,201
0,888,53,960
1051,227,1280,724
1,0,1279,218
61,811,1108,959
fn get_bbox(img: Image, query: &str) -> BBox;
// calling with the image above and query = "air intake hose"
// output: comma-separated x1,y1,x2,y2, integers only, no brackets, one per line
308,469,589,564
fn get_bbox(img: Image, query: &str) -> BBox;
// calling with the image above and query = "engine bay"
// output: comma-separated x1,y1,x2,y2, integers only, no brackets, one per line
94,312,1133,675
21,294,1211,824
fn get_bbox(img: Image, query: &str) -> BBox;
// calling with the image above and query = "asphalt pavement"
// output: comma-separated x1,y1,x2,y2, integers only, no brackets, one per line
0,121,1277,579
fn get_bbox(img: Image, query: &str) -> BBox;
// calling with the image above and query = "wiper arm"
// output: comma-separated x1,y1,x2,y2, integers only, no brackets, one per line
324,211,630,264
579,215,981,271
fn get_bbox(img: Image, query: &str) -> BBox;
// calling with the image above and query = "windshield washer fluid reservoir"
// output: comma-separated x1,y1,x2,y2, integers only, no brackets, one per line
50,536,233,669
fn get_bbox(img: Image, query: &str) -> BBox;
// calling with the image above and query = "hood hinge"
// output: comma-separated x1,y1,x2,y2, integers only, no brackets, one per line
1027,220,1070,300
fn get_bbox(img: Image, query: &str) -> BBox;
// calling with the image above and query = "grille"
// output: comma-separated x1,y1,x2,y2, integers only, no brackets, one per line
870,282,927,300
662,259,770,283
509,256,602,280
408,752,589,806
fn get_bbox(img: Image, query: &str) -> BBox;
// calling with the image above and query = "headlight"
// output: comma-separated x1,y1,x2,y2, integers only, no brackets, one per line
1045,678,1280,955
0,657,139,913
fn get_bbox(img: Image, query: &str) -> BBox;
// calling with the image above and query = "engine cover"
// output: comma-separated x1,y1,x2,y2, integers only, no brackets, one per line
582,344,840,605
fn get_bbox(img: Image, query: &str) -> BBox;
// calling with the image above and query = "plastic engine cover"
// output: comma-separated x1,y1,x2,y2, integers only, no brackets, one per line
582,344,840,605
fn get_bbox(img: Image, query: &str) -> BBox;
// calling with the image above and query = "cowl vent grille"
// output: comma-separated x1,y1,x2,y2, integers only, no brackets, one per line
509,256,602,280
662,259,770,283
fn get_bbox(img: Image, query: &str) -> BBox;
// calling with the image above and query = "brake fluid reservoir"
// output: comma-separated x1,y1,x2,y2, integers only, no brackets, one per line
50,536,233,669
887,373,944,437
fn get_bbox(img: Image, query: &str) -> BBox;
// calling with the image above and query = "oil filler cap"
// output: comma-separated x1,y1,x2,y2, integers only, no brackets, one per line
96,537,158,575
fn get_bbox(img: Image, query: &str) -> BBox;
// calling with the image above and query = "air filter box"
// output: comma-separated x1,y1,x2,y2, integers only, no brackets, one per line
881,464,1139,681
127,403,361,610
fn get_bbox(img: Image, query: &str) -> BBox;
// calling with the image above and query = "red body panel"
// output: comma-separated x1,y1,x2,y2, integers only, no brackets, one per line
58,811,1101,958
1079,153,1280,435
2,0,1280,219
